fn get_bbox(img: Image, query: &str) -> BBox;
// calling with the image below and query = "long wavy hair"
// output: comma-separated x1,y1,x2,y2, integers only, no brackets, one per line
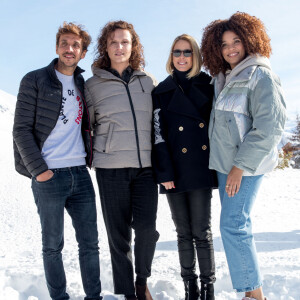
201,12,272,76
93,20,145,70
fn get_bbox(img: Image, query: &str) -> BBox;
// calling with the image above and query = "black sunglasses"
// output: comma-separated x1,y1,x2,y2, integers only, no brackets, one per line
172,49,193,57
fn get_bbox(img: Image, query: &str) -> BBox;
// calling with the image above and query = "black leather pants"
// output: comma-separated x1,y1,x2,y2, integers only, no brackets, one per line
167,189,216,283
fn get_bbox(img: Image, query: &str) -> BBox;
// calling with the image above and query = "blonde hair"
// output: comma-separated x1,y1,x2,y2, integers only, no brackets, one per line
166,34,201,79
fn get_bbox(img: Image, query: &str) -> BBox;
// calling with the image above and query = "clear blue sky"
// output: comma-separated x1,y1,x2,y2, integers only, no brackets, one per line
1,0,299,117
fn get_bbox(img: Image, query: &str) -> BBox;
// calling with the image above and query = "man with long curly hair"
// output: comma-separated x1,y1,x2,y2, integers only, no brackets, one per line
201,12,286,300
85,20,159,300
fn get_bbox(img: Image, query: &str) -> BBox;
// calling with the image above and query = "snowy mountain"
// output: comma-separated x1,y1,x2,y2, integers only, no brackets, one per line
0,90,299,300
0,90,16,113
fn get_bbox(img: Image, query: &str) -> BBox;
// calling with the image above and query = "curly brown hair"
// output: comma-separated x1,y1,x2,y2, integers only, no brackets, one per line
56,22,91,52
201,12,272,76
93,20,145,70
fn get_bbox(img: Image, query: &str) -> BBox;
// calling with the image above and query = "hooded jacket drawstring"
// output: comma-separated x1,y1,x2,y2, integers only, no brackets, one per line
138,76,145,93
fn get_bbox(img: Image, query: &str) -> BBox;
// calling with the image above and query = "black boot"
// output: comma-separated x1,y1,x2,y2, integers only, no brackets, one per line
135,283,153,300
200,282,214,300
184,279,200,300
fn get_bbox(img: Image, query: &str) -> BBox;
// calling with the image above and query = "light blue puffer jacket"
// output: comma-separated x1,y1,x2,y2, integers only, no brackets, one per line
209,55,286,175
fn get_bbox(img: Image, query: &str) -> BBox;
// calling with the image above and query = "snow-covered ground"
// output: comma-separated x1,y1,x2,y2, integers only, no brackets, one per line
0,89,299,300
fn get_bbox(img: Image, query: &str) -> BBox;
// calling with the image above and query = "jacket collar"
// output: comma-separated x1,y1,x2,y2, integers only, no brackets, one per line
226,55,271,82
92,66,146,81
154,73,211,94
213,55,272,95
155,75,210,120
153,75,178,94
47,58,85,84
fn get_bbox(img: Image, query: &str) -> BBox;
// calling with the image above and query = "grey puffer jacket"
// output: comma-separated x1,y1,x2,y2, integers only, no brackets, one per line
209,55,286,175
85,67,156,168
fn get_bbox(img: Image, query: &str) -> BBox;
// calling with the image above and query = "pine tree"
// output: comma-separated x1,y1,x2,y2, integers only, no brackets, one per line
290,114,300,169
276,115,300,169
291,114,300,143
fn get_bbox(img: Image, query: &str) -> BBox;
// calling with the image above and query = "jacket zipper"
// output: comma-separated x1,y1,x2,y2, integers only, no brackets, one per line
56,81,63,131
123,82,143,168
209,81,220,140
78,89,93,167
41,80,63,150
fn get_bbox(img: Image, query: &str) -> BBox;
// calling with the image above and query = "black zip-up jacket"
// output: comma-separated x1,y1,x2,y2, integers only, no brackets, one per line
13,58,93,178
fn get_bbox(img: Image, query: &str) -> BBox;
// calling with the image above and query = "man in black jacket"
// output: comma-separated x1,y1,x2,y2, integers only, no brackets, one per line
13,22,101,300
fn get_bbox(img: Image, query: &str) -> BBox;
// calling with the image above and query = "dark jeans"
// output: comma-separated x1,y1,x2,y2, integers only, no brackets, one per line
96,167,159,295
31,166,101,300
167,189,216,284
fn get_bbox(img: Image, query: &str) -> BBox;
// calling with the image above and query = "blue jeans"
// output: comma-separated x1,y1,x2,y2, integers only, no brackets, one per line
217,172,263,292
31,166,101,300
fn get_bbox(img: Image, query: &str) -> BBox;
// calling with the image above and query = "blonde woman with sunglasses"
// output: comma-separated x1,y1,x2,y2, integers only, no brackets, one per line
152,34,217,300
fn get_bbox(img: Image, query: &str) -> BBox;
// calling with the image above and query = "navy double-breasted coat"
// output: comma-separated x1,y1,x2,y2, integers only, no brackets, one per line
152,72,218,194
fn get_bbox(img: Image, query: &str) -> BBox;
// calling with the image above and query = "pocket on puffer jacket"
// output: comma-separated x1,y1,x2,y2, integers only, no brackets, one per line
93,122,115,154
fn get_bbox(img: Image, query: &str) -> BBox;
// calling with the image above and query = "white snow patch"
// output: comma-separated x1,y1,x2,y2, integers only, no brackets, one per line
0,89,300,299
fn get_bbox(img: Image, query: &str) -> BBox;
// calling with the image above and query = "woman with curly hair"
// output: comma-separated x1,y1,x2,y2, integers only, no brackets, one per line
201,12,286,300
85,20,159,300
152,34,217,300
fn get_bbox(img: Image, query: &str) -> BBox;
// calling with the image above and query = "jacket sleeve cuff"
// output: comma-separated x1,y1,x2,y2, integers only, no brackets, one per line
156,173,175,184
233,161,256,174
31,163,49,178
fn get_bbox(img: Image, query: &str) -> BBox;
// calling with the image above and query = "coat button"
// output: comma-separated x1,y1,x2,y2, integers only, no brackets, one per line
199,123,204,128
182,148,187,153
202,145,207,150
179,126,184,131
